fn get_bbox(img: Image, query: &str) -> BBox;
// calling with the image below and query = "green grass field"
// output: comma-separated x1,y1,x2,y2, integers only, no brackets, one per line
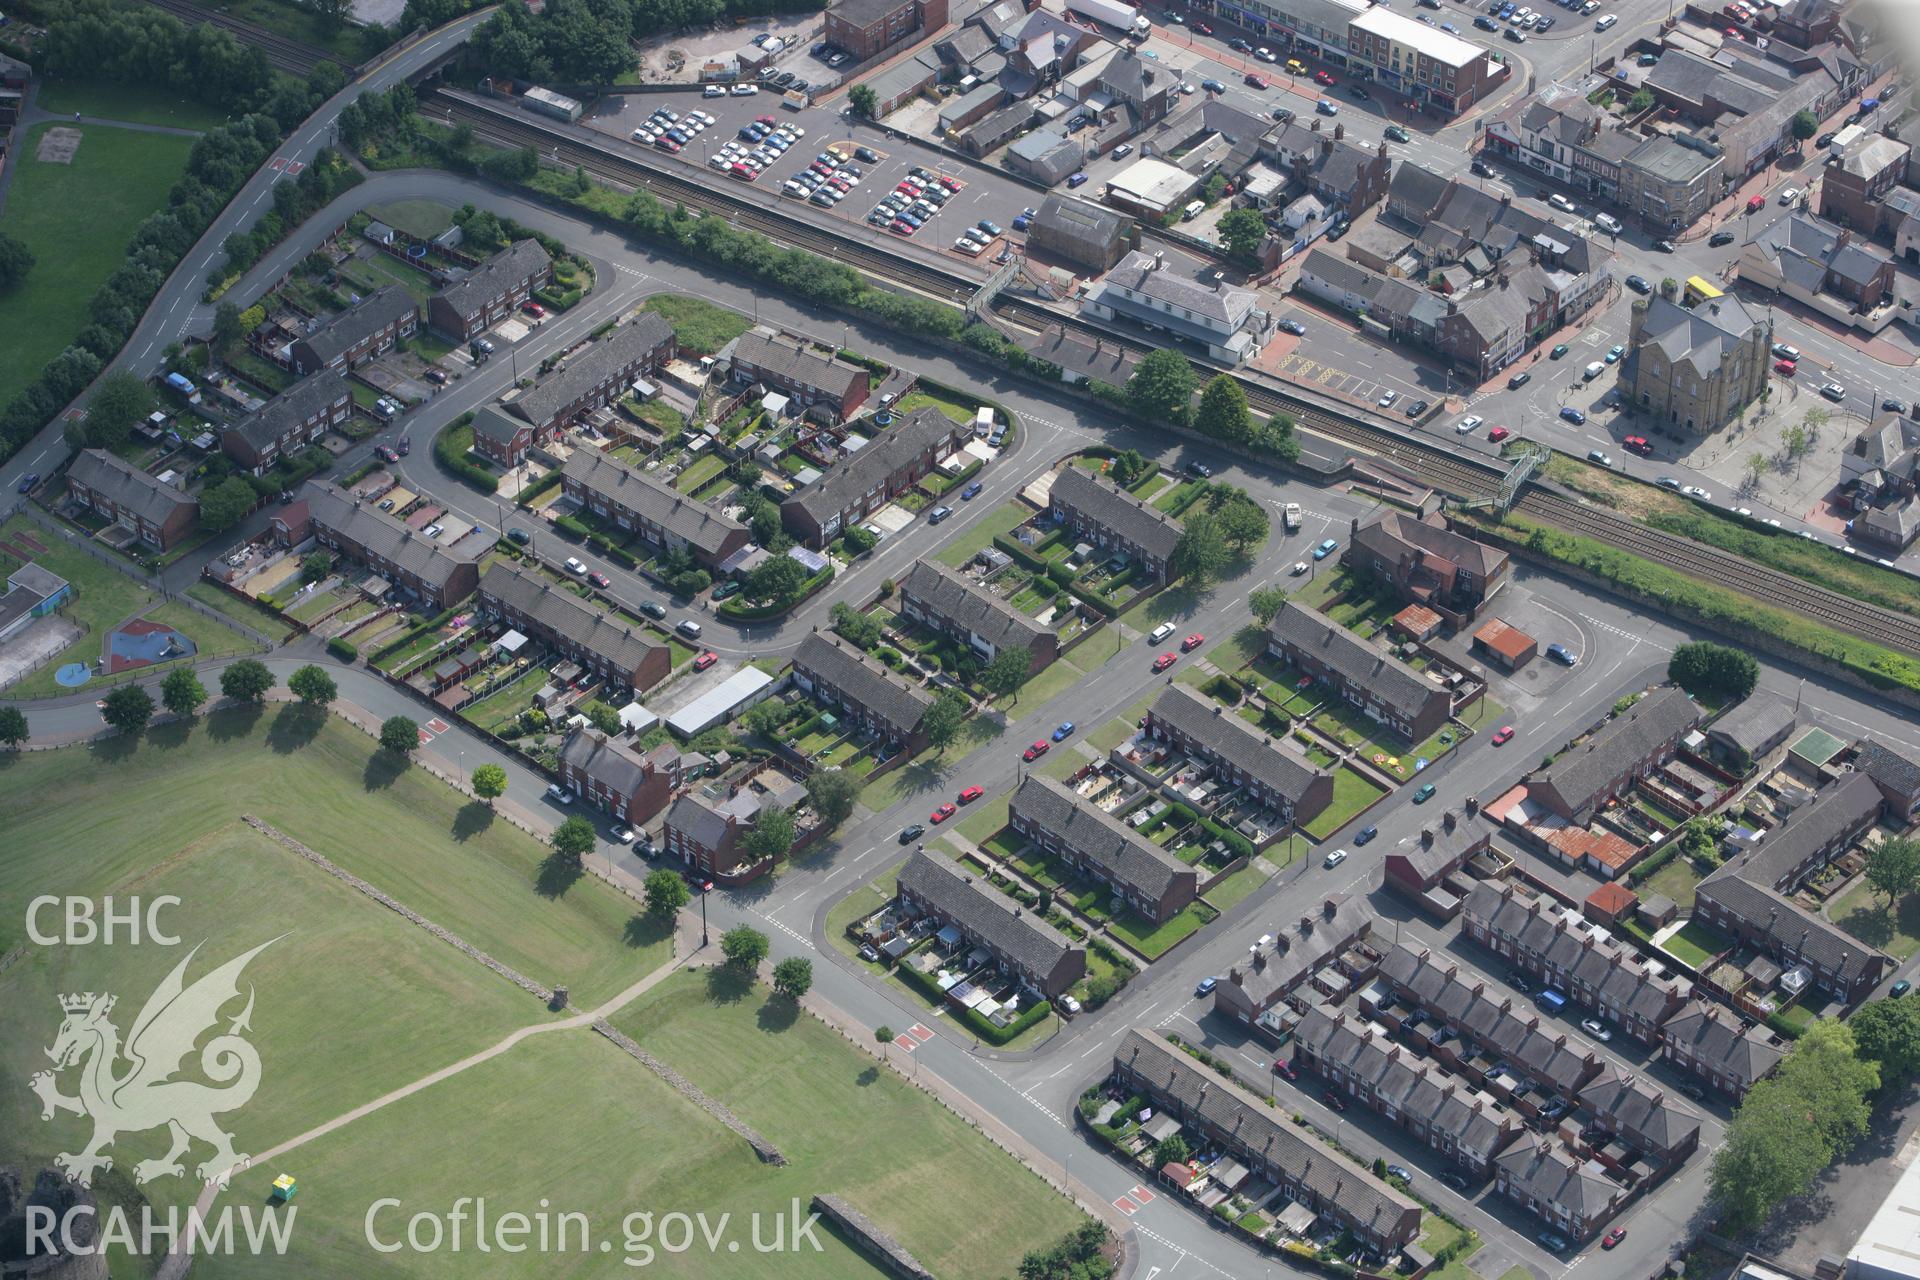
643,295,751,356
1302,766,1388,840
187,582,291,638
366,200,457,240
0,123,196,412
934,502,1026,568
34,78,230,130
1832,881,1920,961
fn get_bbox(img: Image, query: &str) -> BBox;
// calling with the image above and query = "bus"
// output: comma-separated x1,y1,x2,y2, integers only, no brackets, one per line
1684,275,1724,306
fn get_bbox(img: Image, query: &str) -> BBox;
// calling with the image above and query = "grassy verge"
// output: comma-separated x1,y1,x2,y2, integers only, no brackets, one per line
1107,900,1219,959
0,123,195,411
1831,880,1920,961
642,294,751,355
1202,863,1270,912
144,599,254,661
186,582,290,638
935,502,1028,568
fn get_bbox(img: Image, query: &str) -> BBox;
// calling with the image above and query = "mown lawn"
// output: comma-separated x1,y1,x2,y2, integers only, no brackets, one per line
187,582,291,638
1664,919,1733,968
896,388,972,425
1302,766,1388,840
0,123,195,412
1107,900,1219,960
935,501,1028,568
1832,880,1920,961
34,78,230,130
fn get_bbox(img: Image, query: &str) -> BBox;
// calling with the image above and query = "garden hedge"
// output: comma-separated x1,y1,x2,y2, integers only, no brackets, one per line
718,565,835,620
895,960,1050,1045
433,416,498,494
326,636,358,662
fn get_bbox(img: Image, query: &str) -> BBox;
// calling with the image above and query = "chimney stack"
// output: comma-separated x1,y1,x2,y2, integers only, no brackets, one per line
1334,122,1344,142
1444,811,1458,832
1421,828,1435,847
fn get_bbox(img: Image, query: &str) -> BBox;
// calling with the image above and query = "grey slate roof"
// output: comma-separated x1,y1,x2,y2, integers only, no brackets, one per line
505,312,674,429
899,559,1049,653
1148,682,1331,806
305,479,482,590
730,329,867,405
1710,771,1880,893
471,403,528,446
560,727,656,796
435,240,551,321
786,406,959,525
1661,1000,1783,1088
1535,686,1700,815
227,370,353,455
897,849,1077,974
67,450,197,527
1856,738,1920,800
1222,894,1376,1011
1033,194,1128,252
1697,872,1884,985
562,447,745,560
1462,884,1685,1035
1638,294,1762,375
1494,1131,1620,1221
476,563,666,679
1102,249,1257,330
1010,775,1195,904
1576,1069,1701,1156
1020,325,1142,386
1752,214,1892,297
298,286,417,365
1049,465,1181,563
1388,162,1452,220
1705,694,1797,757
792,631,933,738
666,791,734,849
1115,1029,1420,1239
1267,602,1448,727
1377,944,1601,1095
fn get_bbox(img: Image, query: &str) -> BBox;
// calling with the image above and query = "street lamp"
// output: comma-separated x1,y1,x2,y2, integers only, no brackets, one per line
699,878,713,946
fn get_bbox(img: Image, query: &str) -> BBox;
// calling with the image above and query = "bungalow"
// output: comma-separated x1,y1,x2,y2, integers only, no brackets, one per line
304,481,483,609
1528,687,1701,825
65,450,199,551
896,850,1086,997
475,564,672,694
897,559,1058,677
1112,1029,1423,1253
289,286,419,375
220,372,355,475
427,240,553,341
1007,775,1199,925
561,447,749,570
780,406,968,547
1047,465,1181,584
1658,1001,1783,1100
1267,603,1452,744
557,728,682,826
1143,683,1335,824
790,631,933,757
726,329,871,422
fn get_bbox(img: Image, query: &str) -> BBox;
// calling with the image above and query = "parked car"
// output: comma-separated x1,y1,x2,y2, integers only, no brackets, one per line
17,472,38,493
1152,652,1178,672
1893,980,1912,997
546,783,574,805
1607,343,1627,363
1196,976,1218,996
1625,274,1652,294
1821,382,1847,401
1488,425,1511,443
1412,783,1437,803
1377,389,1399,407
1587,449,1612,467
1506,371,1531,389
587,570,611,589
927,505,954,524
1624,435,1652,455
1405,400,1429,417
1709,229,1736,246
563,557,588,576
930,802,957,823
1053,721,1076,741
1279,317,1307,335
1386,1165,1415,1184
1322,1089,1348,1112
1560,406,1586,424
1181,632,1205,651
1603,1228,1627,1250
1581,1018,1613,1041
1354,825,1378,845
899,823,925,844
958,785,984,803
1324,848,1349,868
1774,358,1798,376
1313,537,1338,560
1492,725,1515,746
692,650,718,672
1274,1058,1298,1080
1550,343,1569,359
1456,415,1484,433
961,480,983,500
639,600,666,619
507,527,531,545
1150,622,1177,644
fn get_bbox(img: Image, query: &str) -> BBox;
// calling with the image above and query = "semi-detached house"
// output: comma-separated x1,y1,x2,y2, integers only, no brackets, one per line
1008,775,1199,925
896,850,1085,997
1047,465,1182,584
220,371,355,476
896,558,1057,677
561,447,749,570
427,240,553,341
557,727,682,826
305,480,483,609
65,450,199,552
475,563,671,694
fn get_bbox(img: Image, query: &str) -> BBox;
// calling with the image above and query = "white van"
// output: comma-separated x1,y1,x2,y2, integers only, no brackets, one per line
677,619,703,639
1182,199,1205,221
1583,361,1606,381
1149,622,1177,644
1594,212,1623,233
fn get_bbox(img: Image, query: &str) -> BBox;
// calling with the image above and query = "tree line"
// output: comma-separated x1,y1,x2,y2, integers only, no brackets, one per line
467,0,824,86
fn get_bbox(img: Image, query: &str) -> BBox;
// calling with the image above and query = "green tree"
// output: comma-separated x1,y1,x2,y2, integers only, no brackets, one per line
720,924,770,970
743,805,797,864
101,684,155,734
1790,109,1819,146
0,705,27,749
160,668,207,719
745,553,809,605
199,477,258,533
287,664,336,707
847,84,878,119
1213,494,1270,553
1865,837,1920,917
806,767,861,831
1193,375,1253,445
1216,207,1267,258
1153,1133,1190,1167
302,551,333,581
551,814,596,863
586,701,620,735
82,372,155,451
379,714,419,756
1852,998,1920,1083
830,601,882,649
924,689,968,754
645,867,691,920
212,300,246,357
1668,641,1758,702
981,646,1031,704
1262,412,1301,464
743,699,790,738
220,659,275,703
1249,586,1289,625
1171,512,1230,588
1628,88,1655,113
1126,349,1197,426
471,762,508,806
1109,448,1152,488
0,230,35,291
772,955,813,1001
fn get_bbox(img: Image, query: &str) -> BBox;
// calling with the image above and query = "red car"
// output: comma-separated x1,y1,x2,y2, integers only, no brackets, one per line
1193,20,1212,33
1273,1059,1298,1081
376,444,400,463
755,114,777,126
692,650,718,671
1023,740,1050,761
1491,725,1515,746
930,802,958,823
1624,435,1653,455
1602,1228,1627,1250
1244,72,1268,89
1153,652,1178,672
1746,193,1766,213
1181,633,1205,652
587,570,611,589
522,301,546,318
1488,425,1511,443
1314,70,1335,85
1773,358,1798,376
1322,1090,1347,1113
958,785,985,804
939,175,961,191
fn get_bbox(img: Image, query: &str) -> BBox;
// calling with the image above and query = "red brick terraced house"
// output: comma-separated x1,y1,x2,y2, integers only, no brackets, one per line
1046,465,1182,585
557,727,683,826
475,564,672,695
1007,774,1199,925
725,328,871,422
897,558,1058,677
220,371,355,476
290,285,420,375
1142,683,1334,825
896,849,1085,998
65,450,199,552
561,447,750,570
471,313,676,469
304,480,483,609
1658,1001,1783,1100
780,406,968,547
427,240,553,341
824,0,949,62
1492,1131,1625,1242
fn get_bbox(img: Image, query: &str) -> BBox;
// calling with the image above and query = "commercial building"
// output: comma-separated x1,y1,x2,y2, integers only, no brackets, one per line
1740,214,1897,331
290,286,420,375
1528,687,1701,824
560,447,749,570
1008,775,1200,925
1046,464,1182,583
726,328,871,422
1267,602,1452,743
1344,6,1500,116
1343,509,1508,629
790,631,934,757
305,480,484,608
220,371,355,475
64,450,198,552
427,240,553,341
780,406,968,547
1026,196,1131,273
1084,249,1270,364
824,0,949,61
475,564,672,694
1620,294,1772,435
557,728,683,826
897,559,1058,676
897,850,1086,997
1817,134,1911,236
1143,683,1335,823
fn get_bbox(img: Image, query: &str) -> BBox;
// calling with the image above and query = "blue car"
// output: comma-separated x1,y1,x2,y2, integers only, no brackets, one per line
1052,721,1076,741
1195,976,1218,997
1559,406,1587,425
961,480,983,500
1354,824,1378,845
1313,538,1338,560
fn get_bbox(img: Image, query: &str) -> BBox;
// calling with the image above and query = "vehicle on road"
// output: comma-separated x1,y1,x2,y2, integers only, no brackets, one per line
1539,1231,1572,1252
1821,382,1847,401
677,618,703,638
1313,537,1338,559
1246,72,1268,88
1323,1089,1348,1112
1185,460,1214,477
1882,398,1910,415
1550,343,1569,359
546,783,573,805
17,472,38,493
1023,740,1050,761
1196,976,1218,996
1560,407,1586,424
1182,632,1205,651
1625,274,1652,294
1290,560,1309,575
1581,1018,1613,1041
1354,825,1377,845
1654,238,1676,251
1152,651,1178,671
1506,371,1531,389
1774,358,1798,375
958,785,984,803
1780,186,1800,204
1492,726,1515,746
1149,621,1177,644
1709,229,1736,246
376,444,400,463
692,650,718,671
1279,317,1307,335
1547,192,1576,213
640,600,666,619
930,802,957,823
1405,399,1429,417
1283,502,1302,531
927,504,953,523
1439,1172,1471,1192
1053,721,1076,740
1894,980,1912,997
1324,848,1349,868
1385,124,1411,142
507,527,531,545
1386,1165,1414,1184
1316,98,1339,115
1412,783,1437,803
898,823,925,844
961,480,983,500
1682,484,1712,500
1606,343,1627,362
1603,1228,1627,1250
564,557,588,576
587,570,611,589
1274,1058,1298,1080
1587,449,1612,467
1623,435,1652,455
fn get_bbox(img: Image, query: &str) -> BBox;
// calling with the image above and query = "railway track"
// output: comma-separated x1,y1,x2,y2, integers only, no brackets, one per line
432,90,1920,659
145,0,350,75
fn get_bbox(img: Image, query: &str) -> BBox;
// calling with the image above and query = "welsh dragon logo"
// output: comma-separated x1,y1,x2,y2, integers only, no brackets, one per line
30,939,279,1189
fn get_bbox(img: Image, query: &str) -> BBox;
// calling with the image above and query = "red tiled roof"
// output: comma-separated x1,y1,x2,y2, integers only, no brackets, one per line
1547,825,1639,871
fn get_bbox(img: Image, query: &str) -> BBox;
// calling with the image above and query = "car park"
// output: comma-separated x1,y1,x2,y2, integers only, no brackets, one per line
1488,425,1511,442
